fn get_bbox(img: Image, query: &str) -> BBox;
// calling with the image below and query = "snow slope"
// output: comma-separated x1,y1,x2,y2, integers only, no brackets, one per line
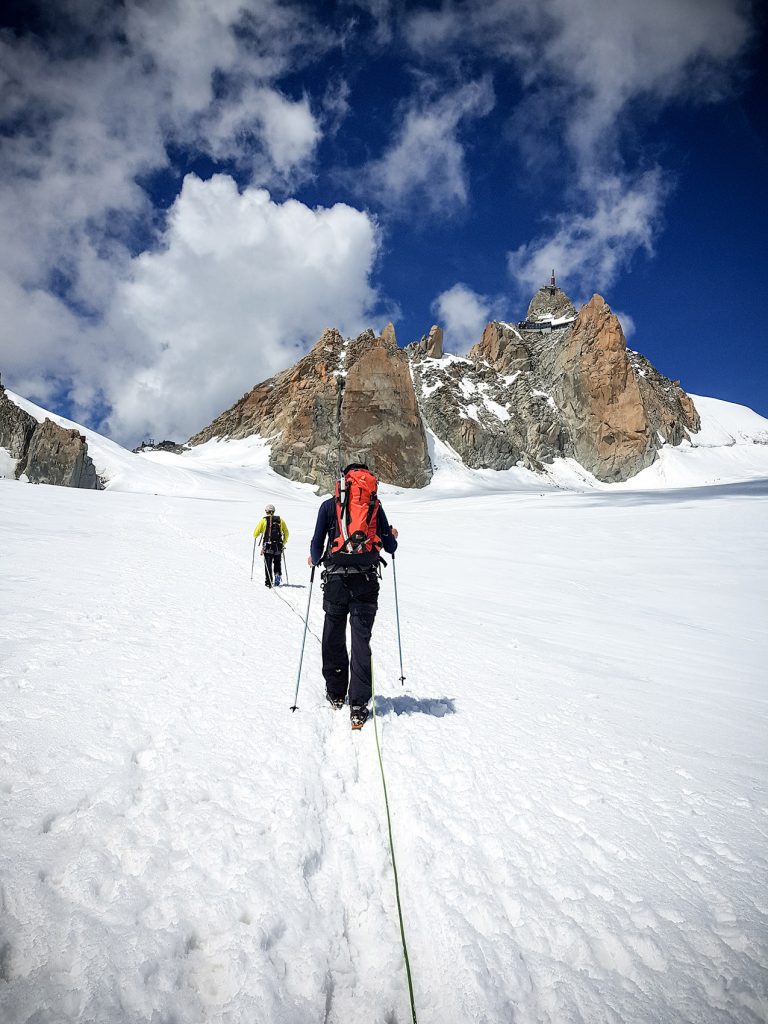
2,437,767,1023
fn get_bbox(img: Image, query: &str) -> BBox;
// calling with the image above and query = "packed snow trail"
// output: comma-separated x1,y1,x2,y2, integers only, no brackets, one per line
1,476,767,1023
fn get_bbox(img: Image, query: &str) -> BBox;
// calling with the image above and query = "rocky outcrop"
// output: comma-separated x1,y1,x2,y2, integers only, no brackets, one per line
190,327,346,490
340,329,432,488
190,325,431,492
410,353,567,472
415,291,700,482
0,383,37,459
133,439,190,455
544,295,654,481
525,285,577,322
407,325,444,360
0,383,101,488
20,418,101,488
628,350,701,445
467,322,532,375
188,284,700,489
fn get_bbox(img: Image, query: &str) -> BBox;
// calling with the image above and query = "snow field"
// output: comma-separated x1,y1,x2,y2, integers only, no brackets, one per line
2,465,768,1022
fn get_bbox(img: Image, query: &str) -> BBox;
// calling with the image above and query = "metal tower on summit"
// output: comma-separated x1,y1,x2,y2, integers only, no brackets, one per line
547,269,557,291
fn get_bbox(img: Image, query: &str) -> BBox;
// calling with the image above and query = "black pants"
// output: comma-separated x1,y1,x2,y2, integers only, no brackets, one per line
264,549,282,585
322,572,379,706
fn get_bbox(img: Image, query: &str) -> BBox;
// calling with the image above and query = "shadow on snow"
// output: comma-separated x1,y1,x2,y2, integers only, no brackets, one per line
374,695,456,718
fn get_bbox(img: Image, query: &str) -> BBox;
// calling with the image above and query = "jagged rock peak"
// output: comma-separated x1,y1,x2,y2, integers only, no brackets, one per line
468,321,530,375
525,282,577,323
190,324,431,491
546,293,655,481
407,324,444,359
426,325,443,358
380,322,397,346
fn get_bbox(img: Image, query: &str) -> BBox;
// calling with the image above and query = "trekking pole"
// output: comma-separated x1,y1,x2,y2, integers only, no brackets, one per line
283,550,289,585
392,552,406,686
250,538,257,581
290,565,316,711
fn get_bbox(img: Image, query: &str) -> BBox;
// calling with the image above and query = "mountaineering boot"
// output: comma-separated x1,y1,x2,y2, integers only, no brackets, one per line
326,692,344,710
350,704,369,730
274,574,282,587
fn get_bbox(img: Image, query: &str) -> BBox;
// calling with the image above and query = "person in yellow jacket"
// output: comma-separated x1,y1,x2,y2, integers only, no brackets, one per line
253,504,289,587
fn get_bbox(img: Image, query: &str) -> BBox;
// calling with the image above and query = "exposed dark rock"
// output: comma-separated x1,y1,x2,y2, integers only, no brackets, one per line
628,350,701,445
0,383,37,459
411,352,568,472
1,383,101,488
20,418,101,488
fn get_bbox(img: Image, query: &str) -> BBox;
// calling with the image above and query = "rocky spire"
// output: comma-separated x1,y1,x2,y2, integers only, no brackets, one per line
525,277,577,322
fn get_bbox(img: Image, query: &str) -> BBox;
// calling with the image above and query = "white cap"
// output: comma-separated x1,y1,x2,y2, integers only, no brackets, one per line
265,504,275,513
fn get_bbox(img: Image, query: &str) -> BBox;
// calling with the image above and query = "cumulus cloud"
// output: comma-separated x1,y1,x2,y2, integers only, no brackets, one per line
101,175,381,443
406,0,752,290
361,78,495,213
0,0,344,439
432,283,494,350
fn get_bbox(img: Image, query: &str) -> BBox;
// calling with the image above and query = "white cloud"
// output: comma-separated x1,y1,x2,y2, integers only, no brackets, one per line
508,170,667,294
406,0,752,289
613,310,637,340
432,283,493,350
361,78,494,212
100,175,381,443
205,86,321,176
0,0,338,439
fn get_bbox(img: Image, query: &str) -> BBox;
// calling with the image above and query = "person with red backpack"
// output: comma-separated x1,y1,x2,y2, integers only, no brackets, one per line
307,463,398,728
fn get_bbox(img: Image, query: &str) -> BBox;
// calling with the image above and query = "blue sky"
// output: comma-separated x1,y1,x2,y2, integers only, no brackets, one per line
0,0,765,445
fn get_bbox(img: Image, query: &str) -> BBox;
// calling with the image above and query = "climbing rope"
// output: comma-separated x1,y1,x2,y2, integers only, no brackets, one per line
371,657,418,1024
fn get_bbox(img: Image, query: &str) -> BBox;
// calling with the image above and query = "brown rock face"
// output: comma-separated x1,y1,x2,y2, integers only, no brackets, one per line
341,333,431,488
426,325,443,358
468,322,532,374
190,327,431,492
547,295,654,481
21,418,101,488
190,327,346,489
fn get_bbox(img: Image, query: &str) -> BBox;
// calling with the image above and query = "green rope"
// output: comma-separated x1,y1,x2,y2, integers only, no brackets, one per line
370,659,418,1024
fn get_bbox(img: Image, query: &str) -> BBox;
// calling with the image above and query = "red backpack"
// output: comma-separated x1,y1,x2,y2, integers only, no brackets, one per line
329,466,382,562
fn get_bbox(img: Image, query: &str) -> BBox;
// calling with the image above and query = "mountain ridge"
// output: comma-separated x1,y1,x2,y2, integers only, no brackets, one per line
189,286,701,489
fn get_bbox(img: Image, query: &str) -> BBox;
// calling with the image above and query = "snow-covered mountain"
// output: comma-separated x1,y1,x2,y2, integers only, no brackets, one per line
188,286,713,490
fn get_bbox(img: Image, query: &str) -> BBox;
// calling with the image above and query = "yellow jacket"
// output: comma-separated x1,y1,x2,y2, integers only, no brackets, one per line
254,515,289,546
